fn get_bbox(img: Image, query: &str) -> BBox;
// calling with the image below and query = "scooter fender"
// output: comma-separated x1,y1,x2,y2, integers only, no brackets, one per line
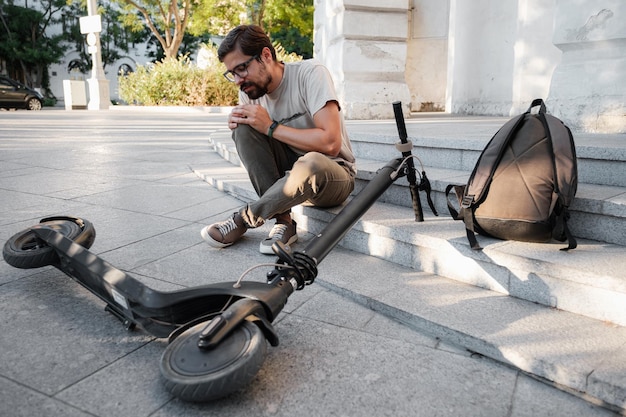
196,298,280,349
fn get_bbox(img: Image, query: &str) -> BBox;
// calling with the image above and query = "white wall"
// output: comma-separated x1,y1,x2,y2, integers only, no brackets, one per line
314,0,412,119
316,0,566,120
406,0,449,112
548,0,626,132
446,0,561,116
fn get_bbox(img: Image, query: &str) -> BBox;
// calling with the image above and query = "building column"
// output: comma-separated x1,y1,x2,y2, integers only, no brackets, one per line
548,0,625,133
314,0,412,119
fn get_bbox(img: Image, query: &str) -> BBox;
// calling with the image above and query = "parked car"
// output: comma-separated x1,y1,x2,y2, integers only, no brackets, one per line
0,75,44,110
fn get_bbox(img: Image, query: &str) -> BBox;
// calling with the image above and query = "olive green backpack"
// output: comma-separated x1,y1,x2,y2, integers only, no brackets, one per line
446,99,578,251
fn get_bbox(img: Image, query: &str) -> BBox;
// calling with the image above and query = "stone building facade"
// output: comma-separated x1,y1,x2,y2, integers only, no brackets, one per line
314,0,625,133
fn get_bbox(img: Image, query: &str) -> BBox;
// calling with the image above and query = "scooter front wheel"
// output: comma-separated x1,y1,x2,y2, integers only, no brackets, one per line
3,217,96,269
160,320,267,402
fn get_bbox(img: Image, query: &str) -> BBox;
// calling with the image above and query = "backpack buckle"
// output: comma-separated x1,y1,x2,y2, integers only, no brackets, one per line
461,195,474,208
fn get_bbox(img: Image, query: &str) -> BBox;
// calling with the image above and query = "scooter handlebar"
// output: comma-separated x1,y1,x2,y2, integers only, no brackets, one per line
392,101,424,221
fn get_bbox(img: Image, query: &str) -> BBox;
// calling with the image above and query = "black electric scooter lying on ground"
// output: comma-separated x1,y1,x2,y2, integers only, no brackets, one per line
2,102,436,402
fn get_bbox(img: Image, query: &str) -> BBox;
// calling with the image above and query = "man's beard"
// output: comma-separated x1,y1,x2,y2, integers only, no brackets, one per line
240,75,272,100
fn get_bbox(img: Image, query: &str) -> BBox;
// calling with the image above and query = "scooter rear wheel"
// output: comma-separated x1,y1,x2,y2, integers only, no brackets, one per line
160,320,267,402
2,217,96,269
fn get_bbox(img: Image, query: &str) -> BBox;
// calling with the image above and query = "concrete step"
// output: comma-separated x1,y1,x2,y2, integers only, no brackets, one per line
294,202,626,326
209,120,626,246
352,158,626,247
194,127,626,412
203,127,626,327
345,116,626,247
348,114,626,188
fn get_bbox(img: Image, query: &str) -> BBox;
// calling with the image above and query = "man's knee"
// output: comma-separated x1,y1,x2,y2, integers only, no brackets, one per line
292,152,326,177
232,124,266,146
288,152,354,207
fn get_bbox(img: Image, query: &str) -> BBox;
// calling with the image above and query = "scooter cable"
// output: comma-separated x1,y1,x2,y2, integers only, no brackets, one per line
390,154,425,181
233,263,295,288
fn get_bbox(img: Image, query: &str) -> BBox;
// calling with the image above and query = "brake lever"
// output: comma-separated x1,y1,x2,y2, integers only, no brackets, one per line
418,171,438,216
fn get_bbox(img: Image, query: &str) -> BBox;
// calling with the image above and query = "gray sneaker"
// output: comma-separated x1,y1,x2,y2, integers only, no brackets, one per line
201,212,247,248
259,220,298,255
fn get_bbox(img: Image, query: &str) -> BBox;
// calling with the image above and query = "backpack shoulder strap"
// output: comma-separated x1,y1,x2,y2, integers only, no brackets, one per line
465,112,526,204
453,108,528,250
445,184,481,250
445,184,462,220
545,114,578,206
536,99,578,250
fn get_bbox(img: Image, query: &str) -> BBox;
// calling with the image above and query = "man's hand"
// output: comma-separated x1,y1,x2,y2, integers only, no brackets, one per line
228,104,272,134
229,101,343,157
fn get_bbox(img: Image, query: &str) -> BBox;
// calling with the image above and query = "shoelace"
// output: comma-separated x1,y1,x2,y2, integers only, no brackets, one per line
217,217,239,236
268,223,289,240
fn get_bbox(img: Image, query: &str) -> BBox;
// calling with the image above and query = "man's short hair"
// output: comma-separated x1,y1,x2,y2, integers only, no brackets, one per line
218,25,277,62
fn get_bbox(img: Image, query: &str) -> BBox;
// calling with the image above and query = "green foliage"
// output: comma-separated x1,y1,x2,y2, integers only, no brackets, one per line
118,46,239,106
264,0,313,38
0,2,67,88
188,0,246,37
43,96,58,107
118,42,302,107
164,0,314,58
260,0,314,57
273,42,303,63
145,31,213,63
270,26,313,59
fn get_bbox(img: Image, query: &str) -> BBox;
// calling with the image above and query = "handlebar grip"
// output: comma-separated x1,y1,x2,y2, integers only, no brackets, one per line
393,101,408,144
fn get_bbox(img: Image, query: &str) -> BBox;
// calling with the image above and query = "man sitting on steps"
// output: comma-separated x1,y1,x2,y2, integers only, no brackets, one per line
201,24,357,254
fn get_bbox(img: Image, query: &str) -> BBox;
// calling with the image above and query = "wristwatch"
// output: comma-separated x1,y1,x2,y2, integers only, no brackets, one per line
268,120,279,139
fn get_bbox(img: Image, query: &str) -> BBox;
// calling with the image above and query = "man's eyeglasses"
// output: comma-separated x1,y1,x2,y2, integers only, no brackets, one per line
223,55,258,82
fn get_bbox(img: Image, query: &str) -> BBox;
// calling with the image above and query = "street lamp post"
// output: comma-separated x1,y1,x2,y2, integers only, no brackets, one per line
81,0,110,110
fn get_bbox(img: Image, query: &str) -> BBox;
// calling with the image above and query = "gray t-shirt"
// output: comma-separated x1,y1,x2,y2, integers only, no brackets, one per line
239,59,356,174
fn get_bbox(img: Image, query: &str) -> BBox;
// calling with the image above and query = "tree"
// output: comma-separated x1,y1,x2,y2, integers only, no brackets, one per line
114,0,194,59
188,0,313,57
65,1,147,73
144,31,211,62
0,0,67,88
264,0,313,58
264,0,312,40
187,0,246,37
113,0,313,61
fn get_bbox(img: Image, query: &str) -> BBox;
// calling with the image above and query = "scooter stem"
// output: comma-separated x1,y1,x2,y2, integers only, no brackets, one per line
301,158,403,264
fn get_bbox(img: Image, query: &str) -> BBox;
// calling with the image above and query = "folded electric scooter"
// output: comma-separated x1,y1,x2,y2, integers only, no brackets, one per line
2,102,436,402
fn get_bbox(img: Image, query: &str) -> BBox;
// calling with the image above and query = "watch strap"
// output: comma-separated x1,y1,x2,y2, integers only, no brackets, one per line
268,120,279,139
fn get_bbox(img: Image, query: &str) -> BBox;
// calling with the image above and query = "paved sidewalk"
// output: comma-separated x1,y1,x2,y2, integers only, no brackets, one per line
0,108,620,416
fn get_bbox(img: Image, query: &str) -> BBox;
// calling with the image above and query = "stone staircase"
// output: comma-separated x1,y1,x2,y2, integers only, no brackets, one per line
196,115,626,412
205,115,626,327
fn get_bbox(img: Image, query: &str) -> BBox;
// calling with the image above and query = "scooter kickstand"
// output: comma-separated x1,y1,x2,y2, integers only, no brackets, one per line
104,304,136,331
